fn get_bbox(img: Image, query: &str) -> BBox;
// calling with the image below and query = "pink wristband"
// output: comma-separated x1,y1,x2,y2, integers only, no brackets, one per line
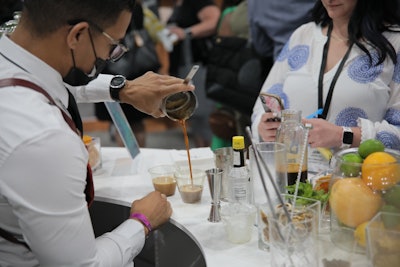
130,213,152,232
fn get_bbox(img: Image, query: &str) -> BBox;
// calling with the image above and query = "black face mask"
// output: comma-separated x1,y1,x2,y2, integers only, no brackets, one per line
63,28,108,86
63,52,107,86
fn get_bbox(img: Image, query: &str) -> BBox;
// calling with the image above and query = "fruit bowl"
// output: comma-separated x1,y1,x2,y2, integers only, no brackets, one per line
329,146,400,254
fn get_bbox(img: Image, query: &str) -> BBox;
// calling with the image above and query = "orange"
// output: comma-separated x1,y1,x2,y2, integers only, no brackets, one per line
362,152,400,191
82,135,93,145
330,178,382,228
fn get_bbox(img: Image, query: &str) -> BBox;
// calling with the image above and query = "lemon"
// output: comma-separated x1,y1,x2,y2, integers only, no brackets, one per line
358,139,385,159
354,221,369,247
340,153,363,177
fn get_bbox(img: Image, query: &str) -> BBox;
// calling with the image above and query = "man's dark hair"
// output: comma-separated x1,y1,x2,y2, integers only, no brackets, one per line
21,0,136,36
312,0,400,65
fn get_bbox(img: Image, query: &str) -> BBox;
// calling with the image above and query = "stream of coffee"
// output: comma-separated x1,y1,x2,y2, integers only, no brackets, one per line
179,119,193,186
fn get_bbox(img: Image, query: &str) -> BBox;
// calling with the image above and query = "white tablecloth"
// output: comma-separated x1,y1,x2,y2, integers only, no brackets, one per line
93,147,369,267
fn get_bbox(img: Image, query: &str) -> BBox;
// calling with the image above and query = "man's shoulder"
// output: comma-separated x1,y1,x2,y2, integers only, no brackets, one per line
0,87,73,149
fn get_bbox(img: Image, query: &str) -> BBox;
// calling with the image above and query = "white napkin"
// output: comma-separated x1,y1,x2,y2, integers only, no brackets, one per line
170,147,215,171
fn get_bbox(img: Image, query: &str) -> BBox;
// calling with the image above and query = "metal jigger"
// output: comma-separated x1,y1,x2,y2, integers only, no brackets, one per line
206,168,223,222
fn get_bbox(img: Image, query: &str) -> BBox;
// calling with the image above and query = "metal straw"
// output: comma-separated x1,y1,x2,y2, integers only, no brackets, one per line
245,127,292,222
290,123,312,218
246,127,295,266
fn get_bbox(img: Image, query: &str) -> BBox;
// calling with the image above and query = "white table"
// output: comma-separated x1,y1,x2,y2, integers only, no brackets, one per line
93,147,370,267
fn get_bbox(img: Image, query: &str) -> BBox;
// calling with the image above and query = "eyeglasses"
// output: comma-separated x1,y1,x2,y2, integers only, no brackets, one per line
89,22,128,62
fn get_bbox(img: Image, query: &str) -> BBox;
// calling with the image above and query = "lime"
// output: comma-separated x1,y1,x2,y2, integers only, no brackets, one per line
384,185,400,209
358,139,385,159
380,205,400,228
340,153,363,177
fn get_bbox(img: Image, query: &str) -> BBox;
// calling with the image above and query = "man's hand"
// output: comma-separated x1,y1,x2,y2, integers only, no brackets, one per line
119,71,195,118
130,191,172,235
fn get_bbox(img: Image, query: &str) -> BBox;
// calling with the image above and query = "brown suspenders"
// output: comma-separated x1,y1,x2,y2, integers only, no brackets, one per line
0,78,94,250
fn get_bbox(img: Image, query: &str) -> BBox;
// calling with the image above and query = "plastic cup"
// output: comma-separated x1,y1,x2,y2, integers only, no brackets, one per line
175,168,206,203
221,203,256,244
148,165,177,196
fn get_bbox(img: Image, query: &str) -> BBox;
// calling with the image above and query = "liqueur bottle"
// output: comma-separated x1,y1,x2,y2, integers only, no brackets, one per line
276,110,308,185
229,136,253,203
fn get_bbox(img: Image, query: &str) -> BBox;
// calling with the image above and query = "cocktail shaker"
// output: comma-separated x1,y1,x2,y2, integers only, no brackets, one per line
161,91,197,121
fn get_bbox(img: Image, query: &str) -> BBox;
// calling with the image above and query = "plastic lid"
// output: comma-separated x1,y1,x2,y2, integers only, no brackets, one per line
232,136,245,150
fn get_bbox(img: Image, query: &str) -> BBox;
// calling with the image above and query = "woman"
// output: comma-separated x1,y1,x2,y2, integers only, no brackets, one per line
251,0,400,151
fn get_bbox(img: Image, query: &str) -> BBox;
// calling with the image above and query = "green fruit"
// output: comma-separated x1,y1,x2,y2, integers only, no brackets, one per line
380,205,400,228
358,139,385,159
340,153,363,177
384,185,400,209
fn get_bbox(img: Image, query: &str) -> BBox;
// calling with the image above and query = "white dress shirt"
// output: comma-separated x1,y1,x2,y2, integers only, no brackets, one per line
0,35,145,266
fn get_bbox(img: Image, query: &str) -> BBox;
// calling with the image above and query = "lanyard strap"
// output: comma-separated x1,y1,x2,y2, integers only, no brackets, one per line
318,23,353,119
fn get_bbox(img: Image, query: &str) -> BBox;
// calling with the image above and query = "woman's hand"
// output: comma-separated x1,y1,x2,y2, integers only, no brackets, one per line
258,112,281,141
302,118,343,148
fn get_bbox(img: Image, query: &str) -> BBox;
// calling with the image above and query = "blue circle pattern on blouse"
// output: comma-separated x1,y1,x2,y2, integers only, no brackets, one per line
385,107,400,126
335,107,367,127
267,83,289,109
277,42,290,62
376,131,400,150
393,53,400,83
288,45,309,71
348,52,383,83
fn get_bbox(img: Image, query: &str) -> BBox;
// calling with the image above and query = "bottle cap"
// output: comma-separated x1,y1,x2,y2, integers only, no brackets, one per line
232,136,245,150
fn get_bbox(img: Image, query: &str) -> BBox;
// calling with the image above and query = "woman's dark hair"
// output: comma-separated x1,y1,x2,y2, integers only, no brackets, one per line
21,0,136,36
312,0,400,65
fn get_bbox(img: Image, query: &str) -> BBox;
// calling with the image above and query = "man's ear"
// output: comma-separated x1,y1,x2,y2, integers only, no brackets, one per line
66,22,89,49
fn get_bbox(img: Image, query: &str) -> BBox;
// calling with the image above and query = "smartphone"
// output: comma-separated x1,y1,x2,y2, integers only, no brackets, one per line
259,93,284,113
183,65,200,84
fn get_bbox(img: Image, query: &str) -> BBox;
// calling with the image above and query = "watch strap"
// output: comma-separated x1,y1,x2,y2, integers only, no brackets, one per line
110,87,121,102
340,126,353,149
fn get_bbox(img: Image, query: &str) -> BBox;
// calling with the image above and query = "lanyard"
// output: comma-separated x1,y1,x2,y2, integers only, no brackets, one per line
318,23,353,119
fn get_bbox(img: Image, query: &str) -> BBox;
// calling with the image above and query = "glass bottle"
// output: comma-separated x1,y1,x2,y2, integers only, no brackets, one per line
276,110,308,185
228,136,253,203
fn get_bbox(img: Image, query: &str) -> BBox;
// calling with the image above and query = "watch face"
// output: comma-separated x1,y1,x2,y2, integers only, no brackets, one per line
343,131,354,144
111,76,126,88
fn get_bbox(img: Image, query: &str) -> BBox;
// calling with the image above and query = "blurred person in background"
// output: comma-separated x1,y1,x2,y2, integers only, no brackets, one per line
166,0,220,147
248,0,316,60
252,0,400,152
0,0,196,265
95,1,167,147
206,0,251,150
